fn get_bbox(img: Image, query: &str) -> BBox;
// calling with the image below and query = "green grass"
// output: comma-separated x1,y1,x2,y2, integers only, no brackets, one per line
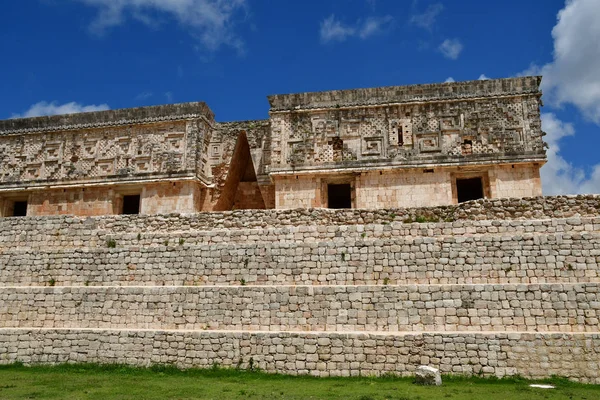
0,363,598,400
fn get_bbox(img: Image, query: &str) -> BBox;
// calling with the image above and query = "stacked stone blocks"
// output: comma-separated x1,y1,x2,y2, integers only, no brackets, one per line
0,195,599,382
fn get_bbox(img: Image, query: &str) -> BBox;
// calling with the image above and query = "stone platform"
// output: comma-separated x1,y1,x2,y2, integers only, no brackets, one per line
1,196,599,382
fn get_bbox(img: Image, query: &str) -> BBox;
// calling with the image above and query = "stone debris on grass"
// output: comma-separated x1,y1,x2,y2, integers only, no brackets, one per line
414,366,442,386
529,384,555,389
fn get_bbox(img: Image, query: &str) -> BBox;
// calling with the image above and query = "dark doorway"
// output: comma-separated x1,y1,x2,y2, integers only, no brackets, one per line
12,201,27,217
456,177,484,203
328,184,352,209
122,195,140,215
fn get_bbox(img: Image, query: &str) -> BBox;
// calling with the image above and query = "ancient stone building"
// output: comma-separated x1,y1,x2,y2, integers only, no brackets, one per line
0,76,545,217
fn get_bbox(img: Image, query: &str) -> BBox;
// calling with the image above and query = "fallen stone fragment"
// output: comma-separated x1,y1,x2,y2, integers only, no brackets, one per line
414,365,442,386
529,384,555,389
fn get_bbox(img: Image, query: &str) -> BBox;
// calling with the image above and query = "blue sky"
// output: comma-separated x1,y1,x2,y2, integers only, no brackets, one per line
1,0,599,195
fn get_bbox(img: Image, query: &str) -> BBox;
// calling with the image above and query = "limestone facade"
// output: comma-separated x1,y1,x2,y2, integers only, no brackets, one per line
0,77,545,216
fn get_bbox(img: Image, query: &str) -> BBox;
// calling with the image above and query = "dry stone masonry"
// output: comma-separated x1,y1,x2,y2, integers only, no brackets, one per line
0,195,599,382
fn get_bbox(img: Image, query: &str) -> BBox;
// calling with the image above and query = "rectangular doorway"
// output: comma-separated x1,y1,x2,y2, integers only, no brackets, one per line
327,184,352,209
12,201,28,217
456,177,484,203
122,195,140,215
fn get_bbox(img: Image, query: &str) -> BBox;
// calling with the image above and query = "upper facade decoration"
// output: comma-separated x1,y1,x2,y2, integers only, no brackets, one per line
0,103,214,188
0,77,546,192
267,76,545,173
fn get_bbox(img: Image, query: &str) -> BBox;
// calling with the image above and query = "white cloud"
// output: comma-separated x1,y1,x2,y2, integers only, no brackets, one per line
522,0,600,123
478,74,490,80
540,113,600,194
410,3,444,30
320,15,355,43
11,101,109,119
73,0,248,52
444,77,455,83
358,16,394,39
438,38,463,60
320,14,393,43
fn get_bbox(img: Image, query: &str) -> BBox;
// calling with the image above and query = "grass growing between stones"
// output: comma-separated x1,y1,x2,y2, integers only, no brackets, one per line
0,363,598,400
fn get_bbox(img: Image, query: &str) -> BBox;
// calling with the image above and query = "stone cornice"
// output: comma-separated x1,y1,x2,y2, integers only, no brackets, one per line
269,153,547,176
0,102,215,135
268,76,542,112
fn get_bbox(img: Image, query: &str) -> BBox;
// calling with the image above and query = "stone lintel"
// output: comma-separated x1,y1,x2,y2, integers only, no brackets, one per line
270,155,546,176
0,173,208,193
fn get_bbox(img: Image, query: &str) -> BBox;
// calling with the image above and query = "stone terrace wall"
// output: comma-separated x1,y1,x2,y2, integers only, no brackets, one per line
0,195,597,244
1,330,598,381
1,219,599,286
2,284,599,332
1,194,600,382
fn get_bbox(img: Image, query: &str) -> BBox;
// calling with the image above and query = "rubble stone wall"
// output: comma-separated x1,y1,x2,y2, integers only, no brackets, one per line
1,329,598,381
1,194,599,382
1,221,598,286
0,194,596,238
1,284,599,332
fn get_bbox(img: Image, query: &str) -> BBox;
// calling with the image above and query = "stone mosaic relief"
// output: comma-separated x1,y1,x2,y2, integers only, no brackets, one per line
273,96,544,169
0,121,196,184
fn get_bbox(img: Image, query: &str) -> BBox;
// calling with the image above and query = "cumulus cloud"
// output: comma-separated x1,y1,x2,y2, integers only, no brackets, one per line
319,14,393,43
522,0,600,123
540,113,600,194
73,0,248,52
11,101,110,119
444,77,455,83
478,74,490,80
410,3,444,30
438,38,463,60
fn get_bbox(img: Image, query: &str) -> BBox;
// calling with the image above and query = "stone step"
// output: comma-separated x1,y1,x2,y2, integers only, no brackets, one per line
0,327,598,382
1,215,599,250
1,231,599,286
2,284,599,333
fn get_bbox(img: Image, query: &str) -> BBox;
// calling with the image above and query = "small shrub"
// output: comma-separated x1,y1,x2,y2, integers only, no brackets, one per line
163,240,169,246
240,278,246,286
137,233,141,241
361,232,367,238
414,215,440,223
107,239,116,248
84,280,90,287
179,238,185,246
48,278,56,287
383,277,390,285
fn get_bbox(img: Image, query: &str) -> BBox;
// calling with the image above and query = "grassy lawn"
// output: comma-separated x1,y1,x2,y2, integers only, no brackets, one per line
0,364,598,400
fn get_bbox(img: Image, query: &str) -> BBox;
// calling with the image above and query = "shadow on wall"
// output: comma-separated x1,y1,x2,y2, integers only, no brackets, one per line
214,131,266,211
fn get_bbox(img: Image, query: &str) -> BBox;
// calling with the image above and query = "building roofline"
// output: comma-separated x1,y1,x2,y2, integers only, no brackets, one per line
0,102,214,135
267,76,542,111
